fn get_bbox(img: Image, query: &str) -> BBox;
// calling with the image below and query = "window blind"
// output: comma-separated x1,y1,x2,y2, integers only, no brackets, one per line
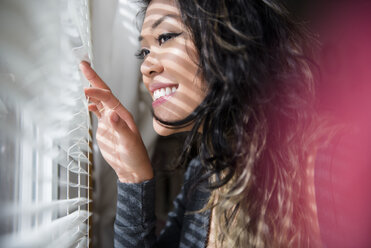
0,0,94,247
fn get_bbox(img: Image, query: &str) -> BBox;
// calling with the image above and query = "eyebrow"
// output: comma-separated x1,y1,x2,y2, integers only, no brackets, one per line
138,14,179,41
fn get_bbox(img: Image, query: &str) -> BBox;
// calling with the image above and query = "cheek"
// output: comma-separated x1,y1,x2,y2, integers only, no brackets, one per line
164,55,205,109
164,55,197,80
163,50,203,94
162,41,200,82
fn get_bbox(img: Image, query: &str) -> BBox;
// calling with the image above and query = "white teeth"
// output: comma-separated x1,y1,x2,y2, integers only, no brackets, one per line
153,86,177,101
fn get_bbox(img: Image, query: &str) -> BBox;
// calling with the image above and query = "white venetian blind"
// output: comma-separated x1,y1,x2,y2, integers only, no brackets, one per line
0,0,94,247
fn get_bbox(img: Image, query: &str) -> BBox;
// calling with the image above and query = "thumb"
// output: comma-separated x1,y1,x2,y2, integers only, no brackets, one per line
109,110,130,136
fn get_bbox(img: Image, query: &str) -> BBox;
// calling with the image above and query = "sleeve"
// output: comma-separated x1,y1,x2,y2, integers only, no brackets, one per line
114,158,201,248
114,179,157,248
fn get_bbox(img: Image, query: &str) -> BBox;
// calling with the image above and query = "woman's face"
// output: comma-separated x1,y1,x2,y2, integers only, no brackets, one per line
139,0,206,136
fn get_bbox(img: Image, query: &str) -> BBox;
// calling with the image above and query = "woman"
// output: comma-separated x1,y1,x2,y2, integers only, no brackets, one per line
81,0,322,247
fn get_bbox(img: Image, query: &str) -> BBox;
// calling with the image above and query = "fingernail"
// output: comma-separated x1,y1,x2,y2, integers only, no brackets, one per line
79,61,89,70
111,112,119,122
79,63,85,71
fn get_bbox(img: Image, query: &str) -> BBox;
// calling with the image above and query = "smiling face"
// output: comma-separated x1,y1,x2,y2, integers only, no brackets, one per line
139,0,206,136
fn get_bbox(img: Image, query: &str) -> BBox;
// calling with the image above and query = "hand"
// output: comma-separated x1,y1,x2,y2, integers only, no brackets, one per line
80,61,153,183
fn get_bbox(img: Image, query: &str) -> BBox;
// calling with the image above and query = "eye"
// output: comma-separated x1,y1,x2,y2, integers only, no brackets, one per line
157,32,182,46
135,48,150,59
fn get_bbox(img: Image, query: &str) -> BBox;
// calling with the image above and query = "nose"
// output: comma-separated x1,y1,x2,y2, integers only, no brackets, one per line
140,51,164,77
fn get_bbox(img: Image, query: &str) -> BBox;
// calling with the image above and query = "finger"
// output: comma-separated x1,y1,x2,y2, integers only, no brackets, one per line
109,111,131,137
85,87,138,132
88,104,102,119
84,87,121,111
84,87,114,103
88,96,100,105
79,61,110,90
87,96,104,111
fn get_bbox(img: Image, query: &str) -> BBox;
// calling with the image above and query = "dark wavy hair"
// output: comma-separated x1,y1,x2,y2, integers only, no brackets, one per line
140,0,323,246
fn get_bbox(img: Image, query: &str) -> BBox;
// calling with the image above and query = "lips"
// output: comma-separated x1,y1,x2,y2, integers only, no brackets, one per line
149,82,178,93
149,82,178,107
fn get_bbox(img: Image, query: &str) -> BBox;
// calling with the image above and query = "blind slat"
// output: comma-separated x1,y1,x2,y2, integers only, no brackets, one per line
59,160,90,175
0,210,91,248
0,198,91,219
59,181,93,190
48,224,88,248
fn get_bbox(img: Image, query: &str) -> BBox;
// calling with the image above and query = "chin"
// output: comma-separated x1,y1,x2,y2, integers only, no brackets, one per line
152,117,191,136
153,120,173,136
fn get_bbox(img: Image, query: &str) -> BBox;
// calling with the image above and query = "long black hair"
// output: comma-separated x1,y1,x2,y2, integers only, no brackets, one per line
140,0,323,246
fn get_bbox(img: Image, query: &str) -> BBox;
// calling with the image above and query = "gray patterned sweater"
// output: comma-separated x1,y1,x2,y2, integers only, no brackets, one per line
115,130,371,248
114,159,211,248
